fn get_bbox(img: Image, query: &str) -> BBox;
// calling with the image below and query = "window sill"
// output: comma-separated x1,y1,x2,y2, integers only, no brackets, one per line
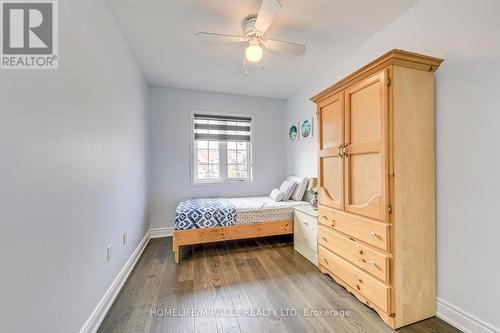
191,179,254,187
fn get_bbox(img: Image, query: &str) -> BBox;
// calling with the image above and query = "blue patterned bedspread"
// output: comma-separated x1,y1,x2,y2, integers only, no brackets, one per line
174,198,237,230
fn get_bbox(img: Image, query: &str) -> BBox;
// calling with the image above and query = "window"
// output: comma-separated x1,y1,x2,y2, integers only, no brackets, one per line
193,113,252,183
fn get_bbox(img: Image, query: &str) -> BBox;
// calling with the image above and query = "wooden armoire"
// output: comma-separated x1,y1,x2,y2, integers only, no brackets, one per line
311,50,443,329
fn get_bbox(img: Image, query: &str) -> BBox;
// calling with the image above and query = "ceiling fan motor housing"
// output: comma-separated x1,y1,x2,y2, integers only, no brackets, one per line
242,15,261,39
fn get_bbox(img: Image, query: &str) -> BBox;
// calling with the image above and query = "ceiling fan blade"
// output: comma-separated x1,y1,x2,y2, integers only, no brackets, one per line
264,39,306,56
195,32,246,45
255,0,281,34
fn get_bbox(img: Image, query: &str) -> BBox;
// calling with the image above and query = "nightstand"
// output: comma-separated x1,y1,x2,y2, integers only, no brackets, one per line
293,205,318,266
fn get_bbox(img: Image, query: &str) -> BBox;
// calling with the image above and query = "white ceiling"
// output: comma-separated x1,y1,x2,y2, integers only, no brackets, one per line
108,0,419,99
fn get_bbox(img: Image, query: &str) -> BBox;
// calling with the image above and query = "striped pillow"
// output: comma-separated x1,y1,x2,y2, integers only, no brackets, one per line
279,180,296,201
287,176,309,201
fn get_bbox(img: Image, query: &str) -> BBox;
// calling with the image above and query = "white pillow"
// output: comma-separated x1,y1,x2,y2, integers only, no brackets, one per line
269,188,285,202
279,180,296,201
287,176,309,201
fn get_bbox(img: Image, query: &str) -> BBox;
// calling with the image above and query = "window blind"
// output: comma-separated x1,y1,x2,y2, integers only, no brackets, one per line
193,113,252,142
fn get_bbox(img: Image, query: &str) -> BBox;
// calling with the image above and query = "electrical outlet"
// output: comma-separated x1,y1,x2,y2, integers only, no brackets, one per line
122,232,127,245
107,244,112,262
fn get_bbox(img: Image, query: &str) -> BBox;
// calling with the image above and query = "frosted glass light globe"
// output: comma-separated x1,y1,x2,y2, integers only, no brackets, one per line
245,44,263,62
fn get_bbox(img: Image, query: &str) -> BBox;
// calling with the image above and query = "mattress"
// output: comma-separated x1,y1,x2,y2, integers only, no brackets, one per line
228,196,309,224
174,197,310,231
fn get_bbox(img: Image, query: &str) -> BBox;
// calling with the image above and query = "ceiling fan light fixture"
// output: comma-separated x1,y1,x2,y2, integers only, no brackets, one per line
196,0,305,74
245,44,263,63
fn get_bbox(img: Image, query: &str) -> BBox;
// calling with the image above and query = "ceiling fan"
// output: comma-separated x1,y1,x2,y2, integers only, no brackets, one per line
195,0,306,75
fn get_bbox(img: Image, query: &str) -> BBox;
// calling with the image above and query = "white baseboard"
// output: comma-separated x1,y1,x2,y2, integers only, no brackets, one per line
436,298,499,333
79,230,151,333
150,227,174,238
79,227,172,333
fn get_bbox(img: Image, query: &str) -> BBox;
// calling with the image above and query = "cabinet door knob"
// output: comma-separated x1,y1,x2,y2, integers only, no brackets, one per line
369,260,376,267
370,232,376,237
343,143,349,158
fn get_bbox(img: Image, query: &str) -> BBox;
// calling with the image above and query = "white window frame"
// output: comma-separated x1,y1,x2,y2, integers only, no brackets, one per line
190,111,254,185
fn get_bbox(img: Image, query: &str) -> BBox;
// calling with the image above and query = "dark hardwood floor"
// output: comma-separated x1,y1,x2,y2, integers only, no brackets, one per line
98,236,461,333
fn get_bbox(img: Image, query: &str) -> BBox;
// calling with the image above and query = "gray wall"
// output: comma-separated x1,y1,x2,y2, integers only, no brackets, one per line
148,86,287,229
285,0,500,330
0,1,149,333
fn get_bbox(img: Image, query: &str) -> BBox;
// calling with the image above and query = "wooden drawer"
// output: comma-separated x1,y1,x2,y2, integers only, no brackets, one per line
293,210,317,253
318,205,390,251
319,245,391,312
318,226,390,282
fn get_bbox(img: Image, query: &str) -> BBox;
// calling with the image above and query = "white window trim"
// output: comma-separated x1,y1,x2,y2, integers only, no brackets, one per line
190,110,255,186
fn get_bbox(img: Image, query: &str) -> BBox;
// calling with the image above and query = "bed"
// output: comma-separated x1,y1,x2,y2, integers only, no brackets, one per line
172,196,309,263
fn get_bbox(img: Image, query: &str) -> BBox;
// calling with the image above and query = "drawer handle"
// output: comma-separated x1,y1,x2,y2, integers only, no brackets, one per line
331,222,336,228
369,260,376,268
369,232,376,238
321,215,328,220
320,236,327,242
321,256,328,264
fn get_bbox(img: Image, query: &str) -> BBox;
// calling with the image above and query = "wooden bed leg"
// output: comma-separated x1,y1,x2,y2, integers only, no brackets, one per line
174,249,180,264
173,235,180,263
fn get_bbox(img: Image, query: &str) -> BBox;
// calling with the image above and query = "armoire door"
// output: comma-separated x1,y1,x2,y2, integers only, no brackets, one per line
318,91,344,210
344,71,389,221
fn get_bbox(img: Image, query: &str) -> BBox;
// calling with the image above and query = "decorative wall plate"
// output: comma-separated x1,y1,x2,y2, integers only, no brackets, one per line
301,119,312,138
289,124,298,141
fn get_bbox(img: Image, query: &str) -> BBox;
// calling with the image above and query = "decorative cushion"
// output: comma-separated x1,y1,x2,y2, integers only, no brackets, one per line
269,188,285,202
279,180,296,201
287,176,309,201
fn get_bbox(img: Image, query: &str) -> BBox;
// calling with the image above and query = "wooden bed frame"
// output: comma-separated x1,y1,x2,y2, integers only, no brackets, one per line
172,219,293,263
